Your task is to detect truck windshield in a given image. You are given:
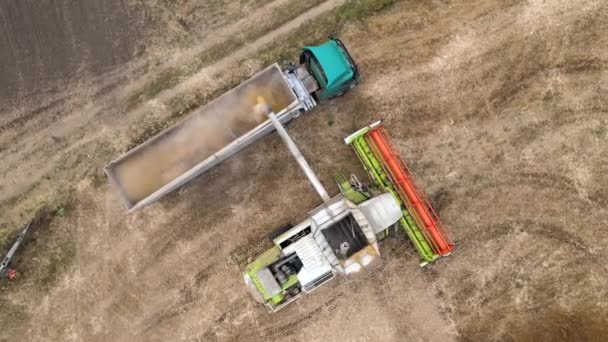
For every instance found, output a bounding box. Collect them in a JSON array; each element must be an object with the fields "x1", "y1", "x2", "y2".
[{"x1": 308, "y1": 57, "x2": 328, "y2": 88}]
